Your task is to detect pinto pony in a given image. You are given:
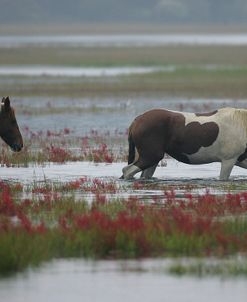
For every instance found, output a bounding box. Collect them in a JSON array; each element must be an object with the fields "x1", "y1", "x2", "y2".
[
  {"x1": 0, "y1": 97, "x2": 23, "y2": 152},
  {"x1": 121, "y1": 107, "x2": 247, "y2": 181}
]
